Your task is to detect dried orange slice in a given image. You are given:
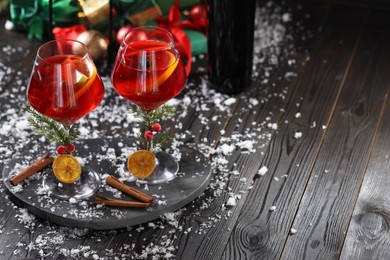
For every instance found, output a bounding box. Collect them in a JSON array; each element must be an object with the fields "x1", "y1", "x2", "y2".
[
  {"x1": 52, "y1": 154, "x2": 81, "y2": 183},
  {"x1": 127, "y1": 150, "x2": 156, "y2": 179}
]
